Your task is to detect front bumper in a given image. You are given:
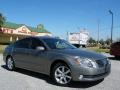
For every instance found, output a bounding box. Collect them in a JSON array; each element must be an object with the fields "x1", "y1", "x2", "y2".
[
  {"x1": 77, "y1": 70, "x2": 110, "y2": 81},
  {"x1": 71, "y1": 62, "x2": 111, "y2": 81}
]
